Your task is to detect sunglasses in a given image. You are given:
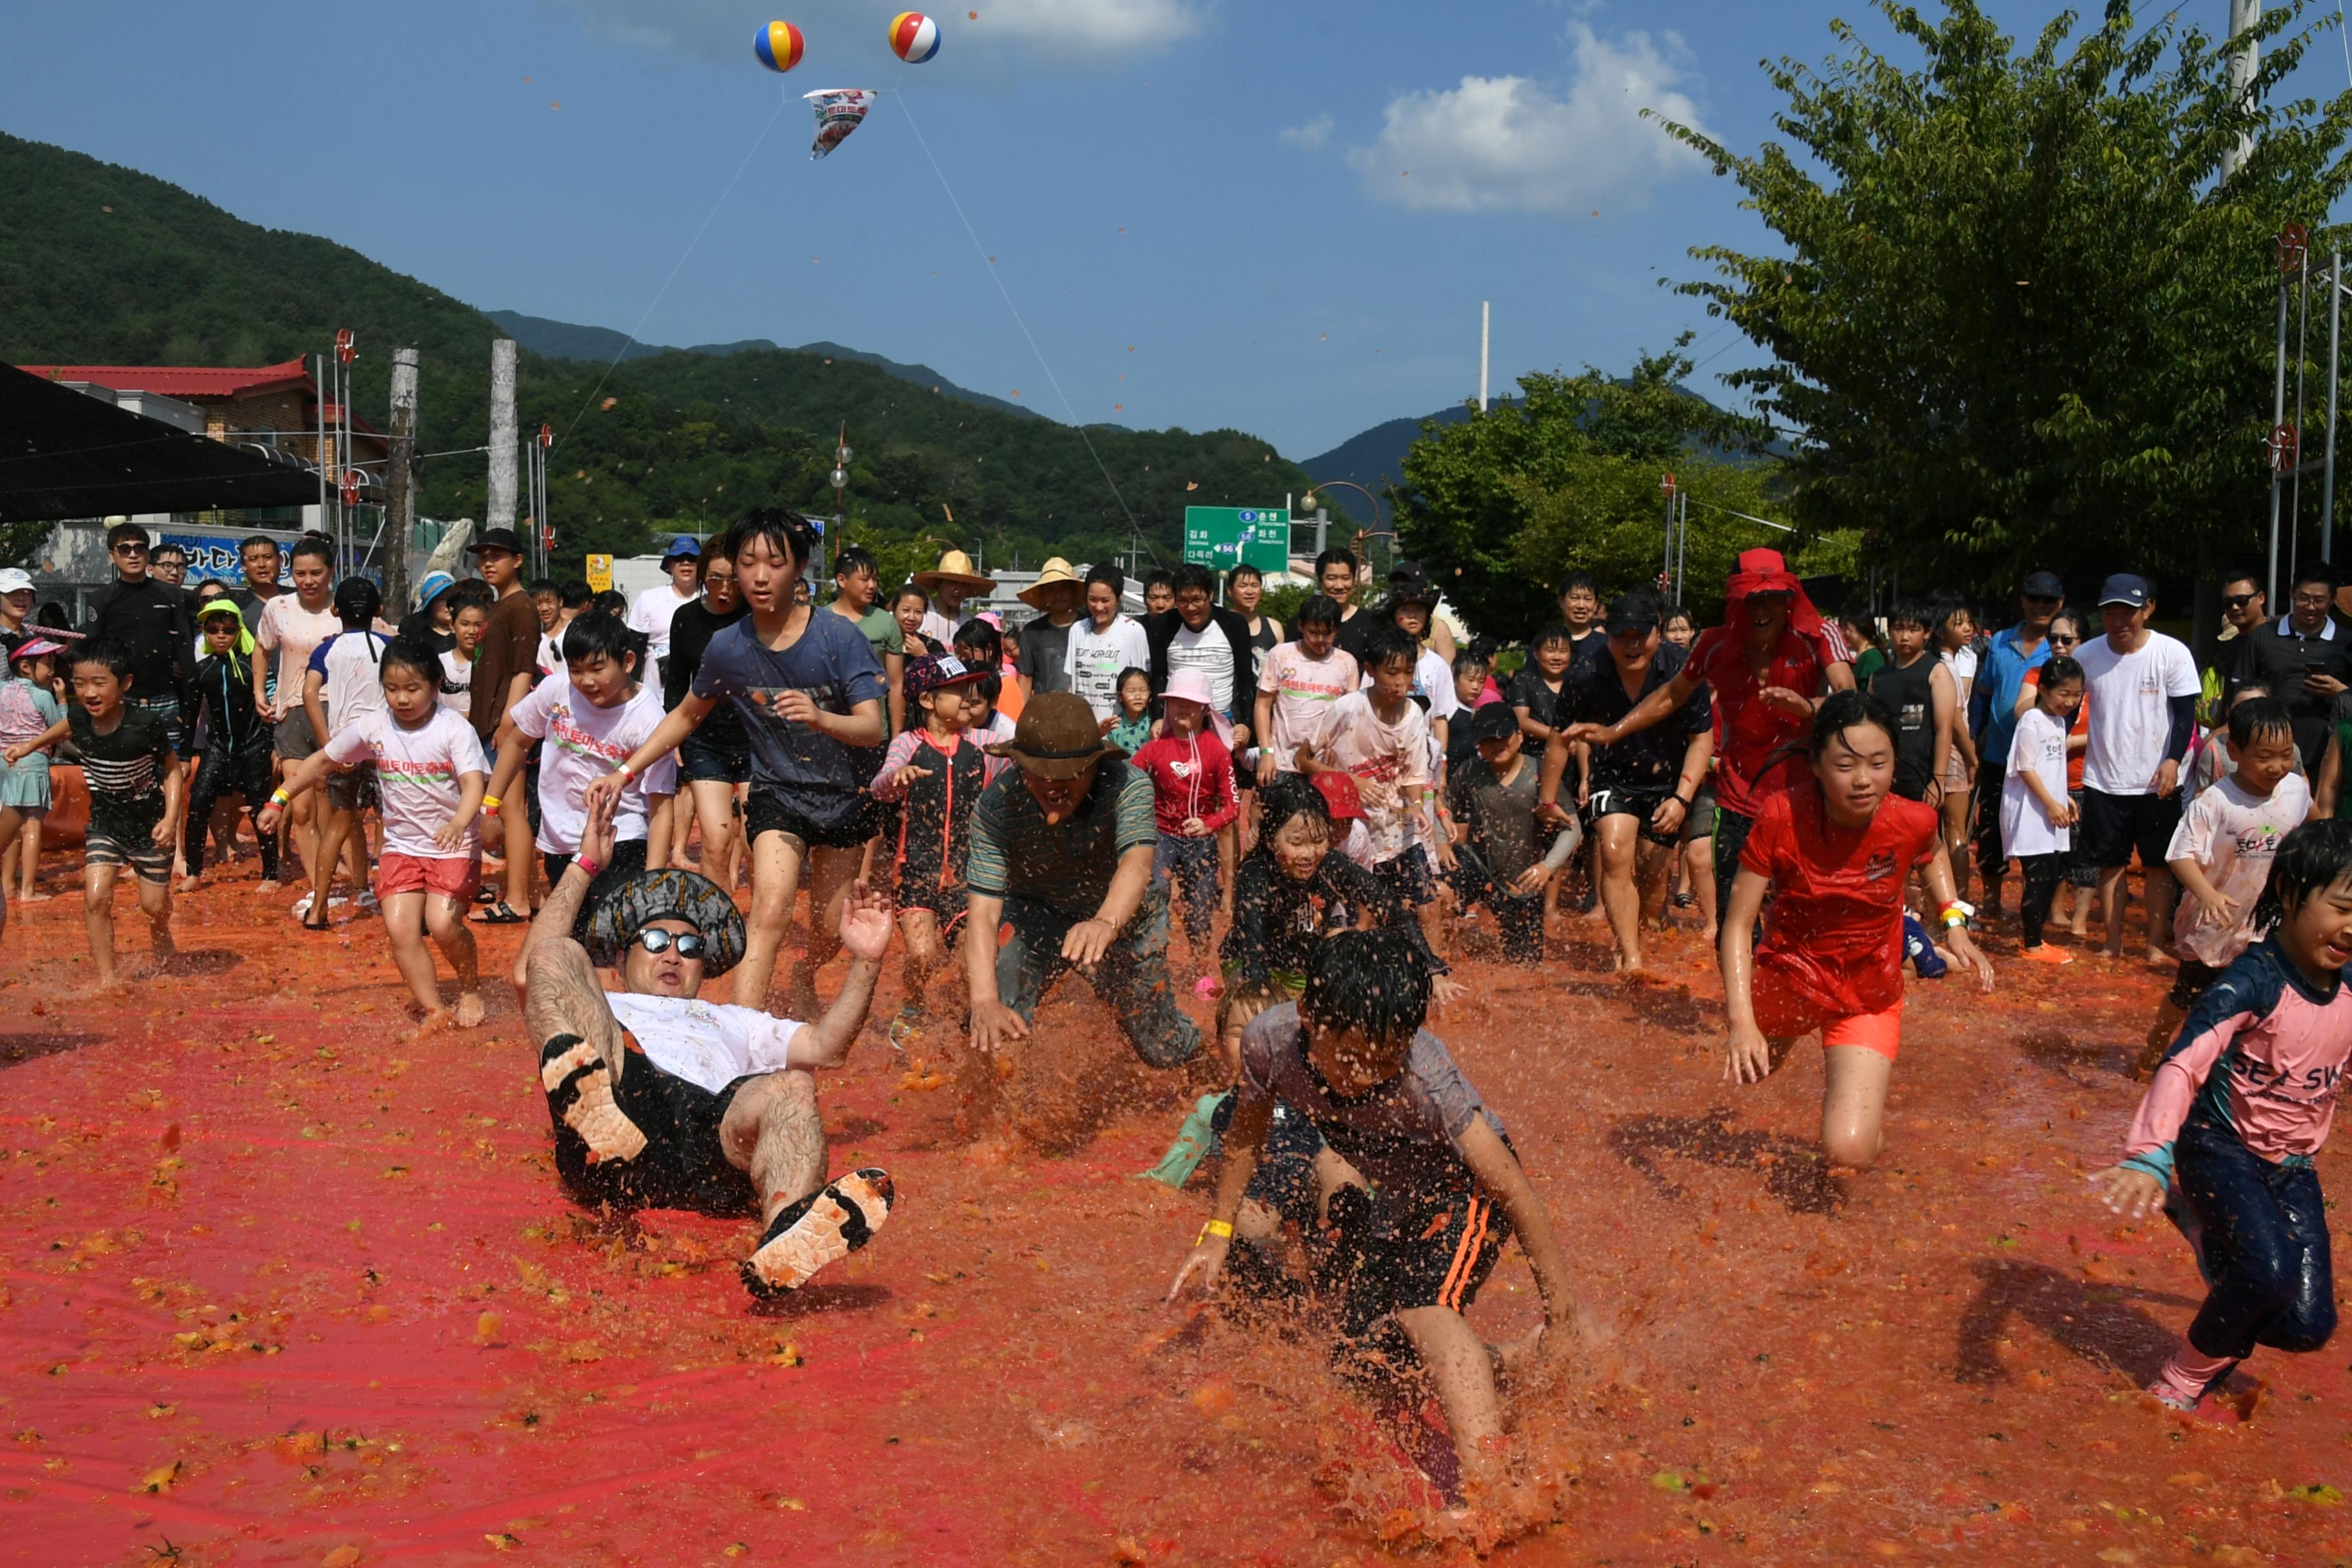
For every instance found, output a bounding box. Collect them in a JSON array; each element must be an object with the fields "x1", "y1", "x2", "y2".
[
  {"x1": 111, "y1": 542, "x2": 148, "y2": 555},
  {"x1": 632, "y1": 928, "x2": 708, "y2": 960},
  {"x1": 2048, "y1": 633, "x2": 2079, "y2": 645},
  {"x1": 2223, "y1": 593, "x2": 2260, "y2": 610}
]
